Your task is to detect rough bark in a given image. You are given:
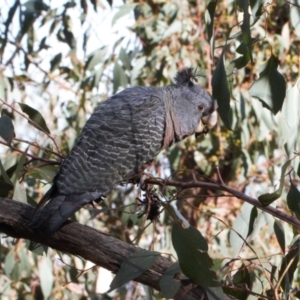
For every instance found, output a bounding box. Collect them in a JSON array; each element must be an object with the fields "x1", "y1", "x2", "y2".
[{"x1": 0, "y1": 198, "x2": 207, "y2": 300}]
